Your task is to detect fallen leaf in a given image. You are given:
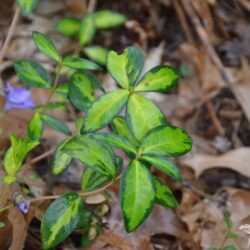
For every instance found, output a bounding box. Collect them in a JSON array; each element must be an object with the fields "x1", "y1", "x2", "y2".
[{"x1": 182, "y1": 147, "x2": 250, "y2": 178}]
